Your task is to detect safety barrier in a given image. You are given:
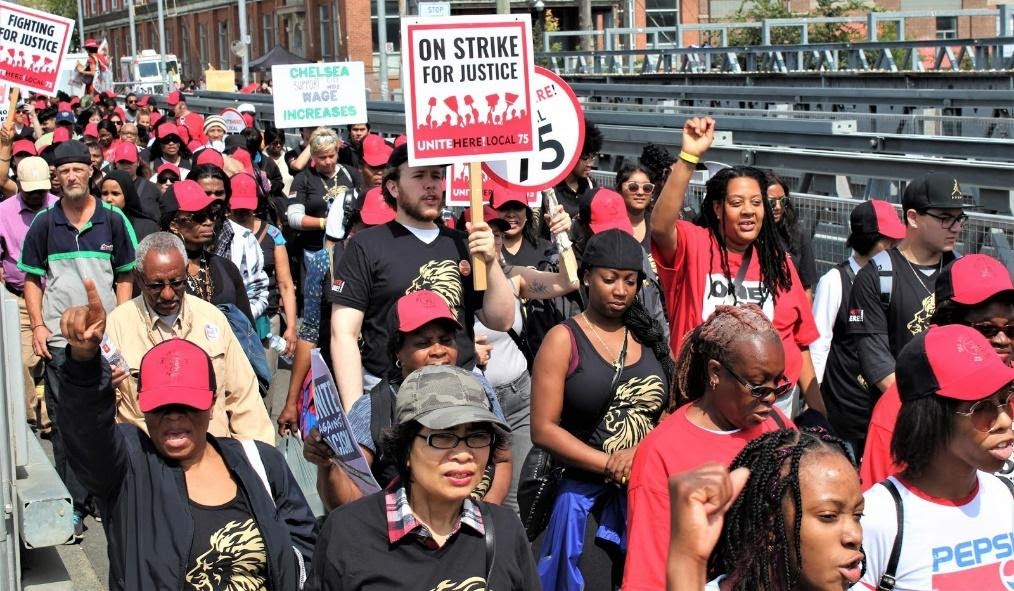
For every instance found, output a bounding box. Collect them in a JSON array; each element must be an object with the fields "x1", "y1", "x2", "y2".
[{"x1": 0, "y1": 292, "x2": 74, "y2": 590}]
